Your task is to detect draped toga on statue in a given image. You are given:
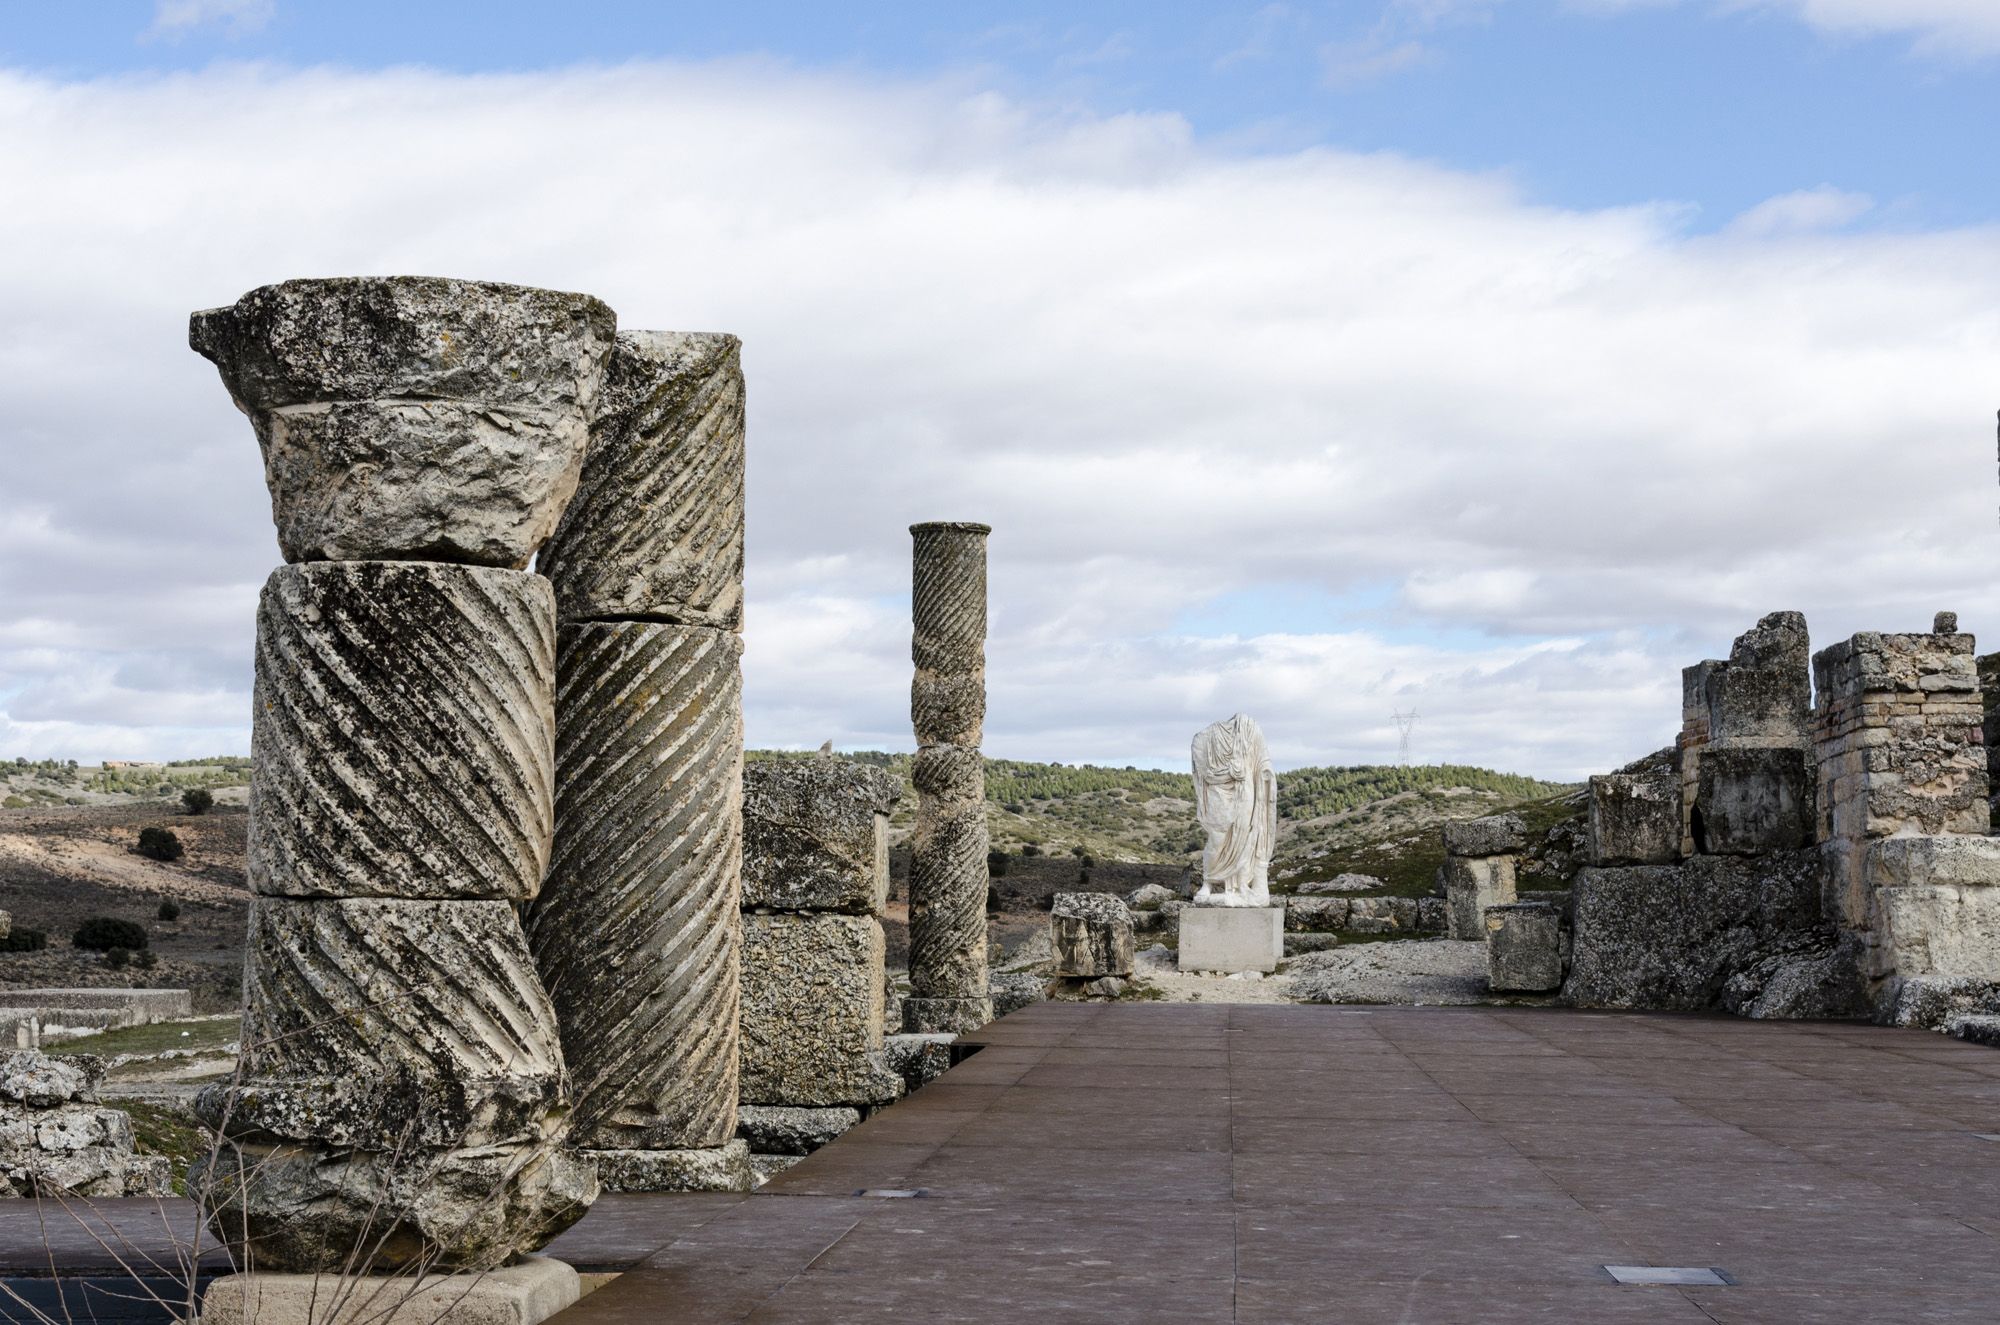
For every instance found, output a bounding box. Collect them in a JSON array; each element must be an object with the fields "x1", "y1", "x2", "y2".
[{"x1": 1191, "y1": 713, "x2": 1276, "y2": 908}]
